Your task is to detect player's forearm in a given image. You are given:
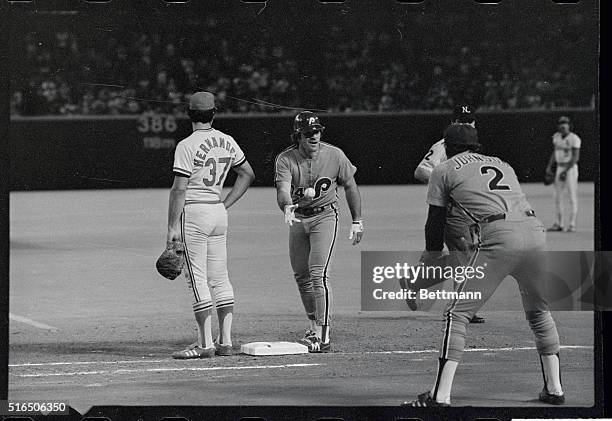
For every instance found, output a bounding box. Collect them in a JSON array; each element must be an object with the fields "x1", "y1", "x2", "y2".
[
  {"x1": 276, "y1": 189, "x2": 293, "y2": 211},
  {"x1": 223, "y1": 172, "x2": 254, "y2": 209},
  {"x1": 546, "y1": 153, "x2": 556, "y2": 170},
  {"x1": 564, "y1": 149, "x2": 580, "y2": 170},
  {"x1": 344, "y1": 184, "x2": 362, "y2": 221},
  {"x1": 424, "y1": 205, "x2": 446, "y2": 251},
  {"x1": 167, "y1": 188, "x2": 186, "y2": 231}
]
